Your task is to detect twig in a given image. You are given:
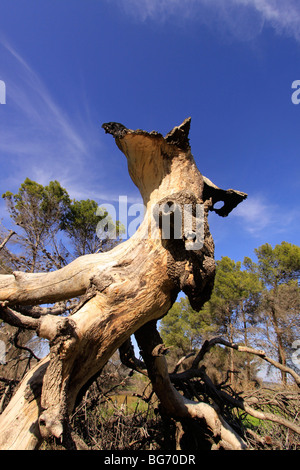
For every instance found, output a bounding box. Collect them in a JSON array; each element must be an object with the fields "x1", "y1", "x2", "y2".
[
  {"x1": 0, "y1": 303, "x2": 40, "y2": 330},
  {"x1": 119, "y1": 338, "x2": 148, "y2": 376},
  {"x1": 0, "y1": 230, "x2": 16, "y2": 252},
  {"x1": 13, "y1": 329, "x2": 40, "y2": 361},
  {"x1": 172, "y1": 351, "x2": 196, "y2": 374},
  {"x1": 219, "y1": 388, "x2": 300, "y2": 436},
  {"x1": 193, "y1": 336, "x2": 300, "y2": 387}
]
